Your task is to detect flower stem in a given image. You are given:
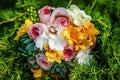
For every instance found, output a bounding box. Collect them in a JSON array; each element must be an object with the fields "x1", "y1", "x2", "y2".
[{"x1": 66, "y1": 0, "x2": 73, "y2": 8}]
